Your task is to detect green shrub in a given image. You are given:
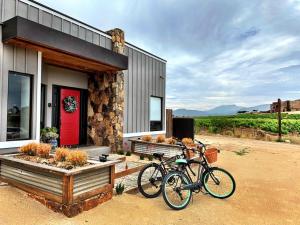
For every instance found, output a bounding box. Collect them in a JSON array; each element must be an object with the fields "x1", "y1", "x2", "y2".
[
  {"x1": 140, "y1": 154, "x2": 145, "y2": 160},
  {"x1": 147, "y1": 155, "x2": 154, "y2": 161},
  {"x1": 116, "y1": 183, "x2": 125, "y2": 195},
  {"x1": 125, "y1": 151, "x2": 131, "y2": 156},
  {"x1": 117, "y1": 150, "x2": 124, "y2": 155}
]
